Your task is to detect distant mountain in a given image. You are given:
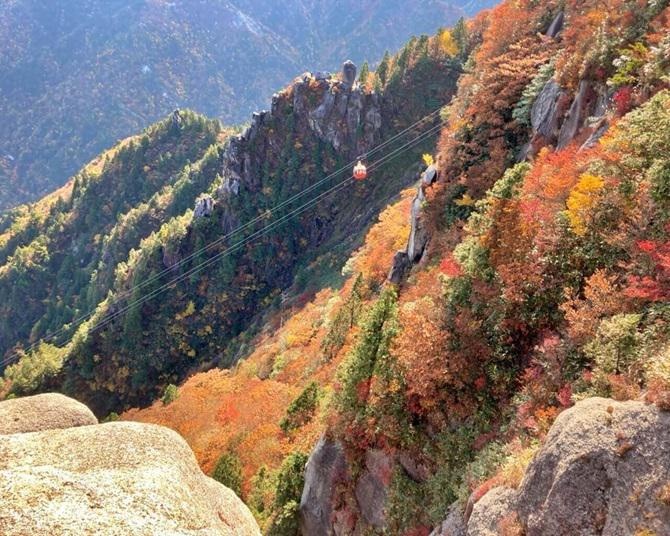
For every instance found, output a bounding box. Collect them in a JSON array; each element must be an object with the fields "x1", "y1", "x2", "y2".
[{"x1": 0, "y1": 0, "x2": 493, "y2": 210}]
